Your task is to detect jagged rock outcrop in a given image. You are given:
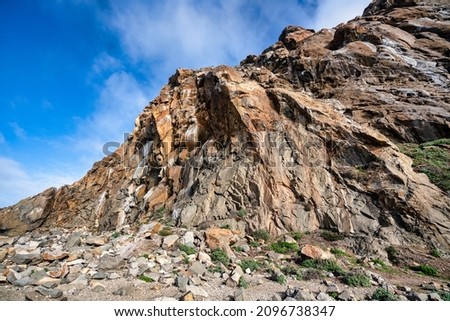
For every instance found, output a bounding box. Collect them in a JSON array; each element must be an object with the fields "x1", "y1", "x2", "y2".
[{"x1": 1, "y1": 0, "x2": 449, "y2": 254}]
